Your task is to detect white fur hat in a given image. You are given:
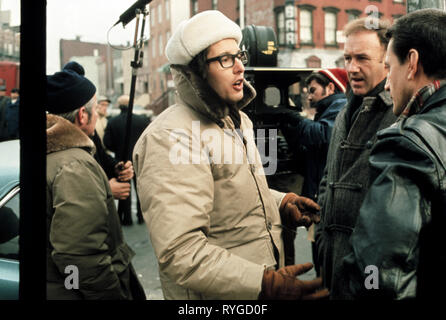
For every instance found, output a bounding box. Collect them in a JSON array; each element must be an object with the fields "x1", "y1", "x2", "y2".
[{"x1": 165, "y1": 10, "x2": 242, "y2": 65}]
